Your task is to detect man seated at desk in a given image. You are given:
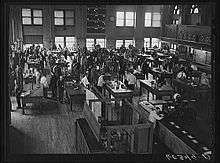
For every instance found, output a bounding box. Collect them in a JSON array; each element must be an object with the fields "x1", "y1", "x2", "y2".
[
  {"x1": 80, "y1": 71, "x2": 90, "y2": 89},
  {"x1": 97, "y1": 71, "x2": 106, "y2": 94},
  {"x1": 125, "y1": 69, "x2": 137, "y2": 91}
]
